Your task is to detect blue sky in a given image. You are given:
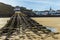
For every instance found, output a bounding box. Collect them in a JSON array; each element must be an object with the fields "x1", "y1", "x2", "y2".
[{"x1": 0, "y1": 0, "x2": 60, "y2": 11}]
